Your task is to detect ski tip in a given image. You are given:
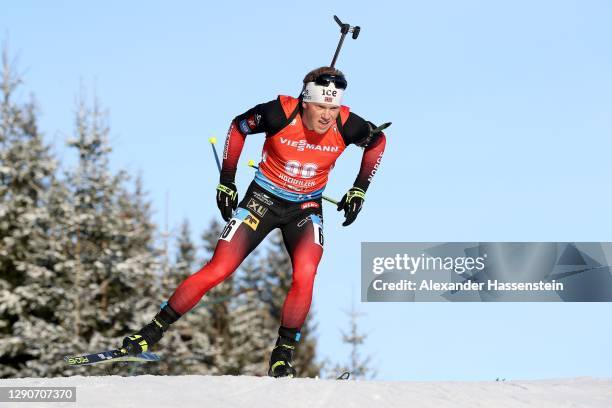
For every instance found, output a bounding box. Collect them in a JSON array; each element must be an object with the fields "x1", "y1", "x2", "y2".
[
  {"x1": 247, "y1": 159, "x2": 256, "y2": 167},
  {"x1": 209, "y1": 136, "x2": 217, "y2": 144},
  {"x1": 64, "y1": 355, "x2": 91, "y2": 366}
]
